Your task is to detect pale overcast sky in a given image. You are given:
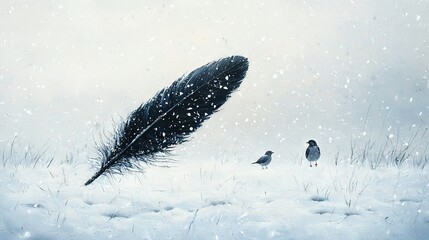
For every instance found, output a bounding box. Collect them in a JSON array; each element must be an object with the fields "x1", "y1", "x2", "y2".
[{"x1": 1, "y1": 0, "x2": 427, "y2": 161}]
